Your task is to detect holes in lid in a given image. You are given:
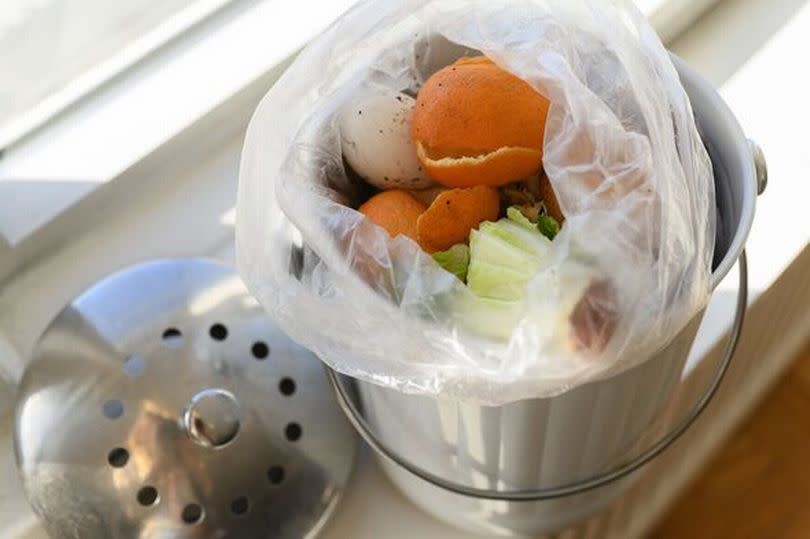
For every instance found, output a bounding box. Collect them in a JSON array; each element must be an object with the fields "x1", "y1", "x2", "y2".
[
  {"x1": 107, "y1": 447, "x2": 129, "y2": 468},
  {"x1": 123, "y1": 355, "x2": 146, "y2": 376},
  {"x1": 103, "y1": 399, "x2": 124, "y2": 420},
  {"x1": 181, "y1": 503, "x2": 204, "y2": 525},
  {"x1": 267, "y1": 466, "x2": 285, "y2": 485},
  {"x1": 230, "y1": 496, "x2": 250, "y2": 516},
  {"x1": 285, "y1": 422, "x2": 302, "y2": 442},
  {"x1": 137, "y1": 486, "x2": 159, "y2": 507},
  {"x1": 162, "y1": 328, "x2": 183, "y2": 347},
  {"x1": 279, "y1": 378, "x2": 296, "y2": 396},
  {"x1": 251, "y1": 341, "x2": 269, "y2": 360},
  {"x1": 209, "y1": 323, "x2": 228, "y2": 341}
]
